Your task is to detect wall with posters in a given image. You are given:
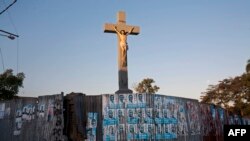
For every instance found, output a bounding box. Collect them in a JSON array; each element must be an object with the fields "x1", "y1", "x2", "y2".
[
  {"x1": 102, "y1": 94, "x2": 201, "y2": 141},
  {"x1": 102, "y1": 93, "x2": 250, "y2": 141},
  {"x1": 1, "y1": 93, "x2": 250, "y2": 141}
]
